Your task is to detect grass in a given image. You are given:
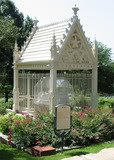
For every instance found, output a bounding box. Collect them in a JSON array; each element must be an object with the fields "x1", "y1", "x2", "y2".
[{"x1": 0, "y1": 141, "x2": 114, "y2": 160}]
